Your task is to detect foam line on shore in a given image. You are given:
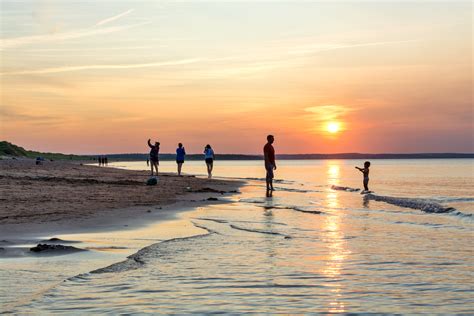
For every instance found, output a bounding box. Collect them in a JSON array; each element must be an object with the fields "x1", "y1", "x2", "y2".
[
  {"x1": 365, "y1": 194, "x2": 456, "y2": 214},
  {"x1": 331, "y1": 185, "x2": 360, "y2": 192},
  {"x1": 229, "y1": 224, "x2": 291, "y2": 238}
]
